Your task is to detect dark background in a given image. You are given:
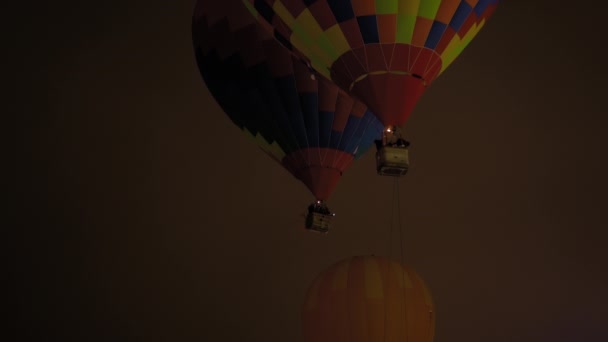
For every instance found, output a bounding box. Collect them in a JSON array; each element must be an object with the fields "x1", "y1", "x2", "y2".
[{"x1": 10, "y1": 1, "x2": 608, "y2": 341}]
